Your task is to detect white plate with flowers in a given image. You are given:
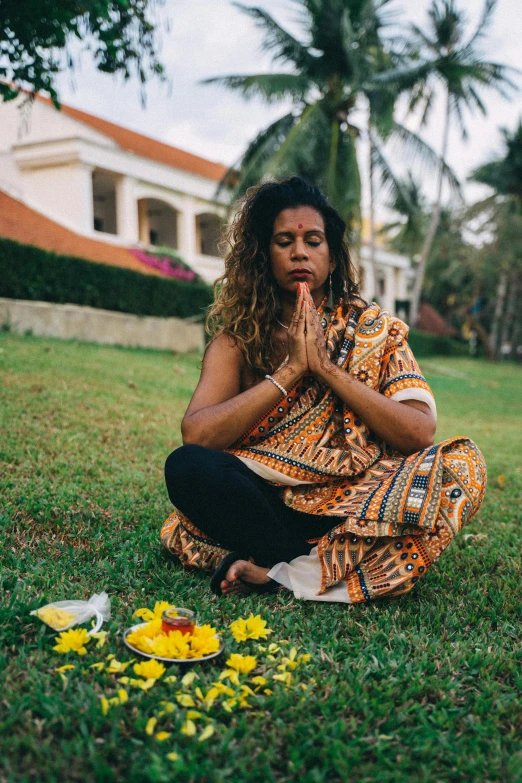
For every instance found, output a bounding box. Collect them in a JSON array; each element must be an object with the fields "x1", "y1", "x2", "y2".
[{"x1": 123, "y1": 622, "x2": 224, "y2": 664}]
